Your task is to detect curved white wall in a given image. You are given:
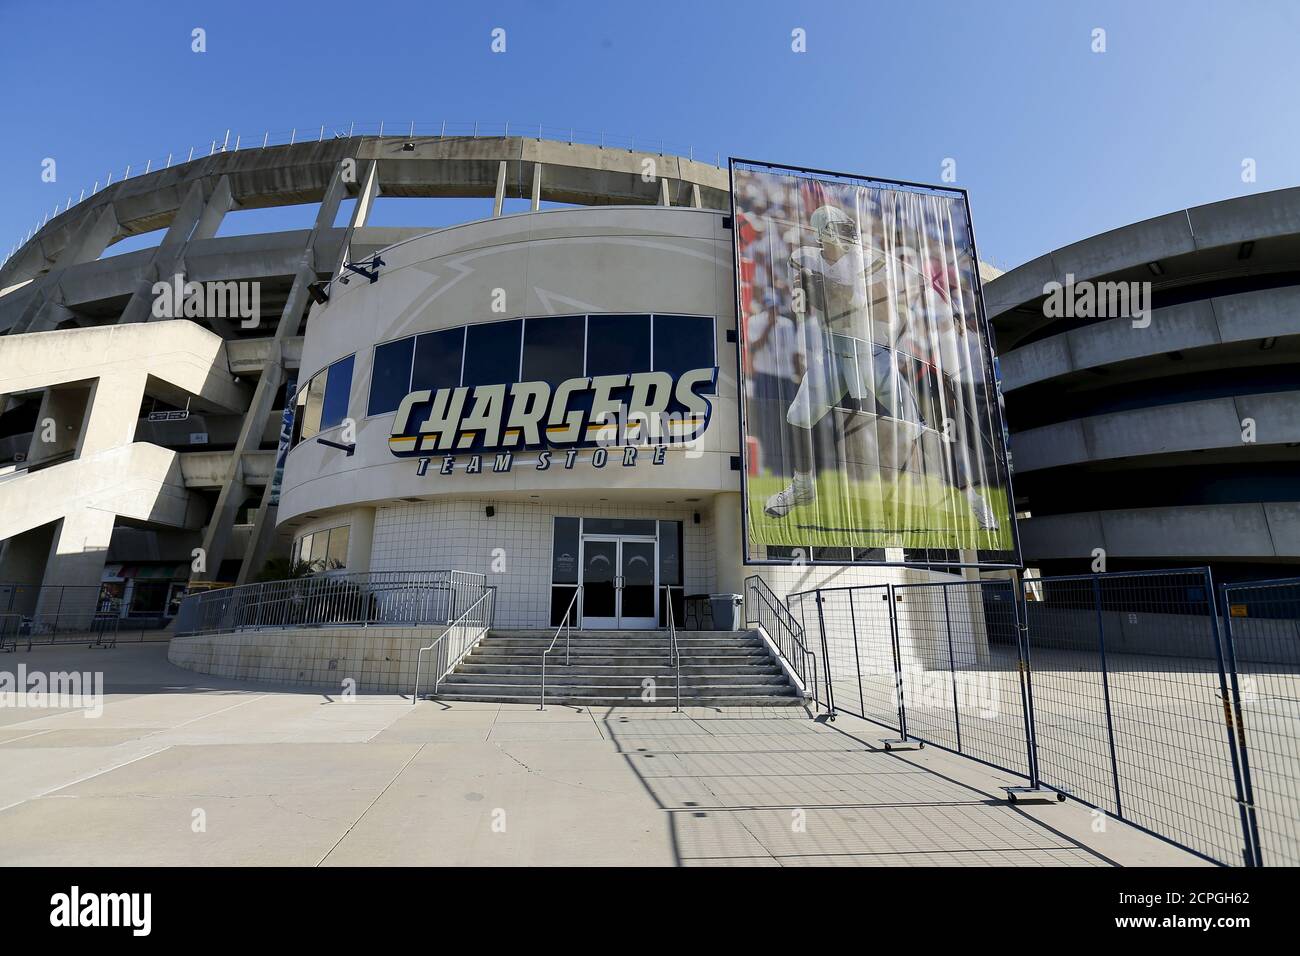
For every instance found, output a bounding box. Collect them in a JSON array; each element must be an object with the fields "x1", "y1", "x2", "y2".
[{"x1": 280, "y1": 205, "x2": 962, "y2": 625}]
